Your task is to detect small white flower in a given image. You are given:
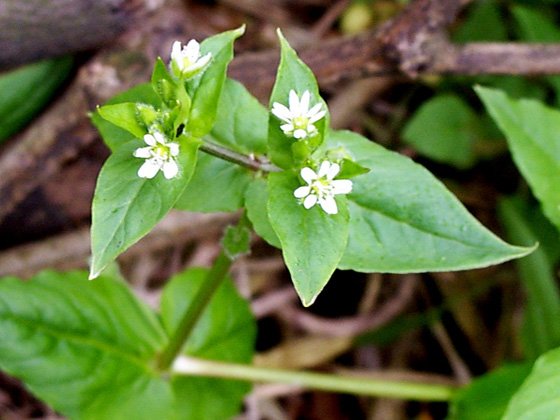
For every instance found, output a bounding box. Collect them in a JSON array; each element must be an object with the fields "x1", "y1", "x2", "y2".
[
  {"x1": 134, "y1": 132, "x2": 180, "y2": 180},
  {"x1": 170, "y1": 40, "x2": 212, "y2": 79},
  {"x1": 271, "y1": 90, "x2": 326, "y2": 139},
  {"x1": 294, "y1": 161, "x2": 352, "y2": 215}
]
